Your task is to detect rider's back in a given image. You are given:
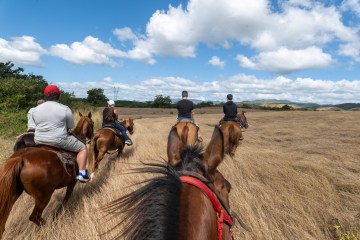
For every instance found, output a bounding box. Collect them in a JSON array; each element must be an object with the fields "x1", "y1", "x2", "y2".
[{"x1": 32, "y1": 101, "x2": 73, "y2": 144}]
